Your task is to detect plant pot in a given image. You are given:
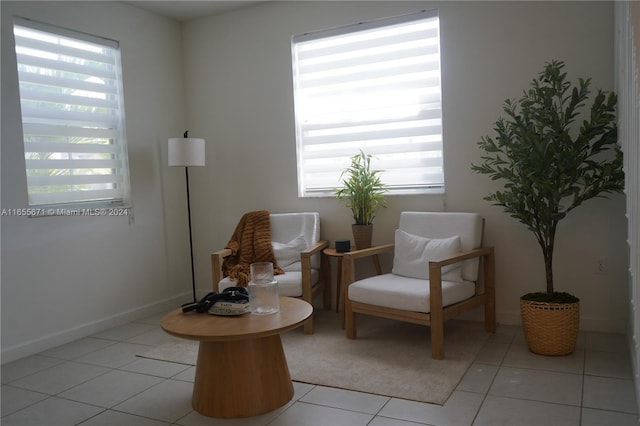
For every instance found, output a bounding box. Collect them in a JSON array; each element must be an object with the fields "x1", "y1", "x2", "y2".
[
  {"x1": 351, "y1": 224, "x2": 373, "y2": 250},
  {"x1": 520, "y1": 299, "x2": 579, "y2": 356}
]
